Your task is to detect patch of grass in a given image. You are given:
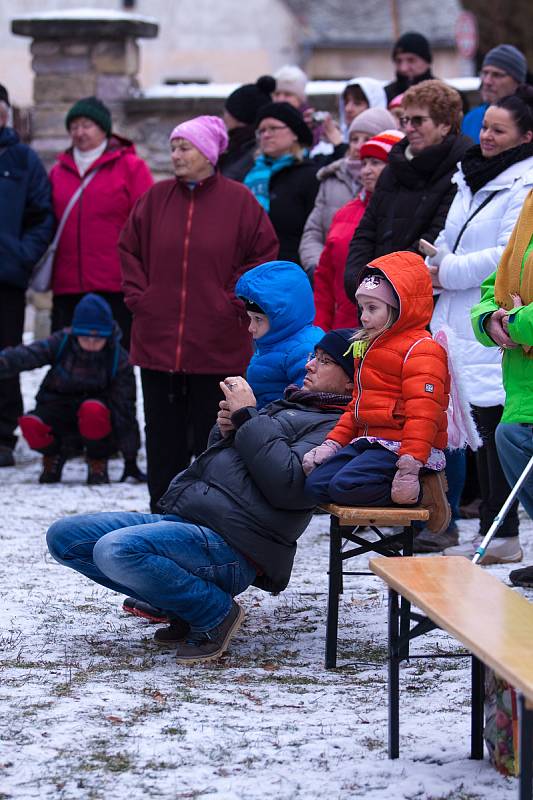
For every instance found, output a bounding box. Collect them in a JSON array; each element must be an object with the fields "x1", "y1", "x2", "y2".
[{"x1": 162, "y1": 724, "x2": 186, "y2": 737}]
